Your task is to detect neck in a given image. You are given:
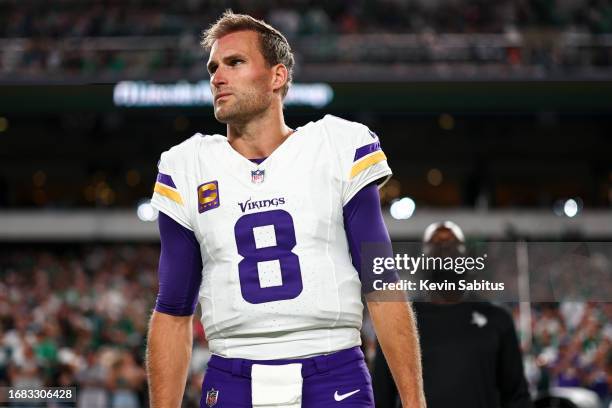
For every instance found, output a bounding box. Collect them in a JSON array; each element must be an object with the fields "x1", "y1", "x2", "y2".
[{"x1": 226, "y1": 102, "x2": 293, "y2": 159}]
